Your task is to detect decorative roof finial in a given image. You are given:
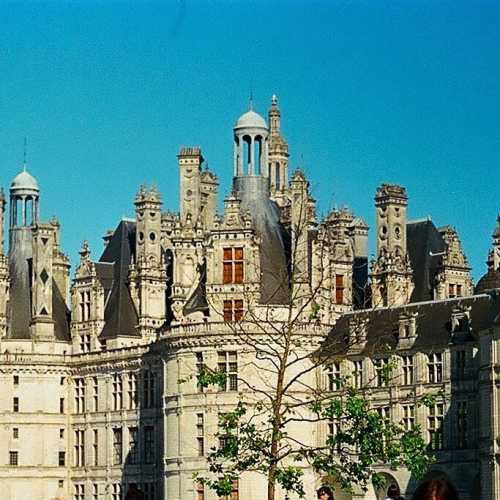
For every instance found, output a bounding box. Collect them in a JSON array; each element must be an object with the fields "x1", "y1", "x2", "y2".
[
  {"x1": 249, "y1": 90, "x2": 254, "y2": 111},
  {"x1": 23, "y1": 137, "x2": 27, "y2": 172},
  {"x1": 271, "y1": 94, "x2": 278, "y2": 106}
]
